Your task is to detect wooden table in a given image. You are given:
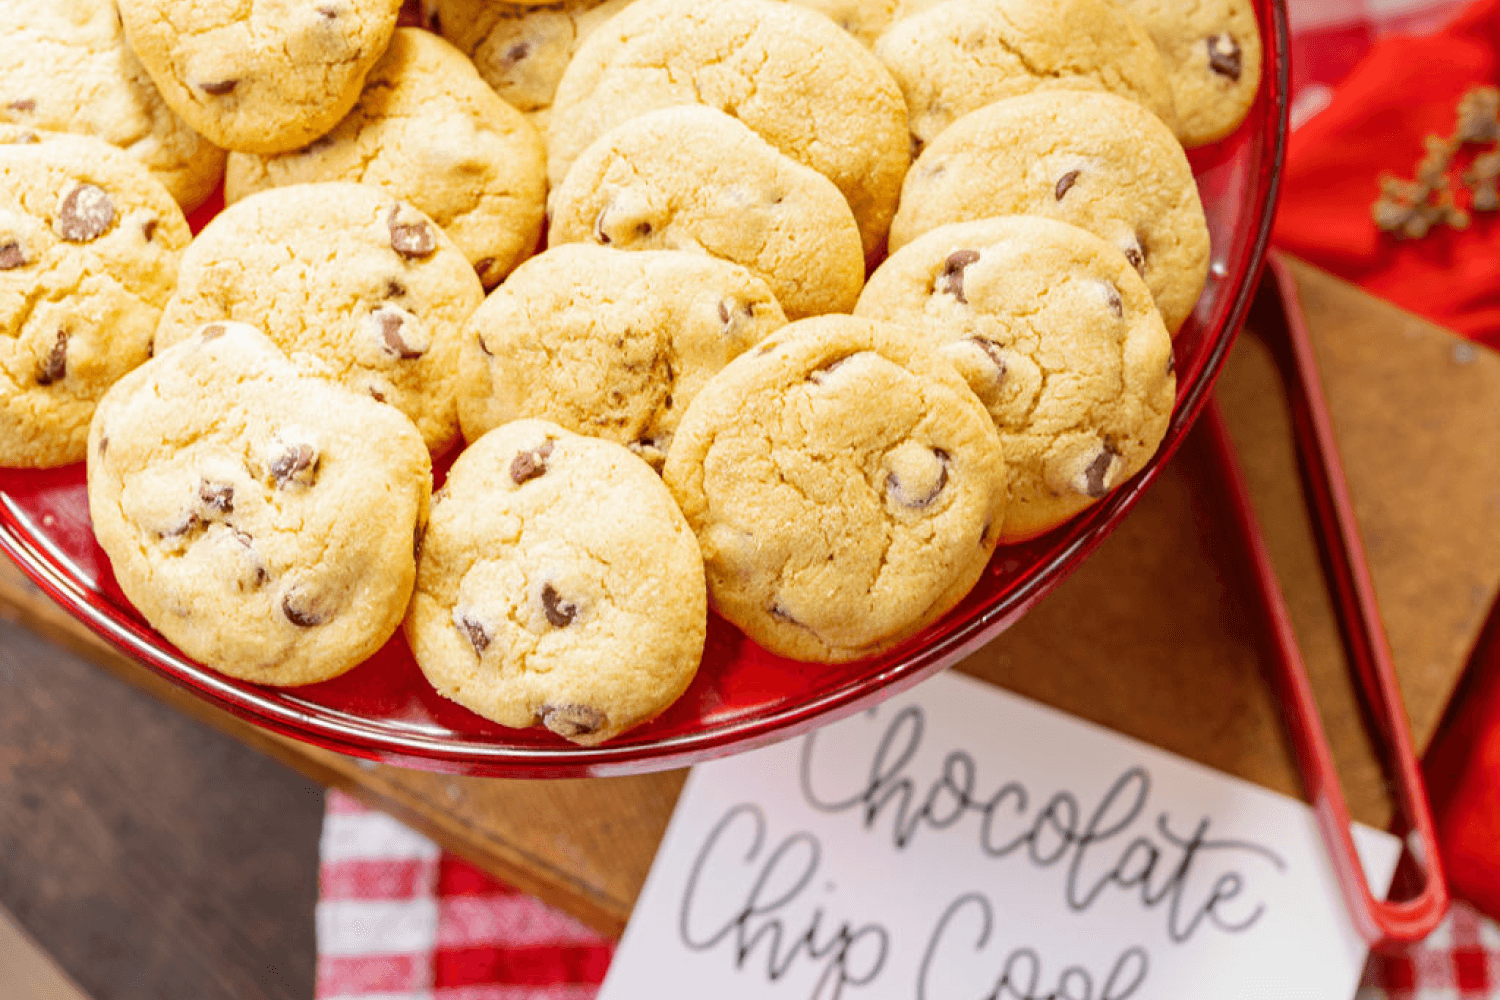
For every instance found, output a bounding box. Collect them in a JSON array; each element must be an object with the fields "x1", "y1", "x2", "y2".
[{"x1": 3, "y1": 257, "x2": 1499, "y2": 938}]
